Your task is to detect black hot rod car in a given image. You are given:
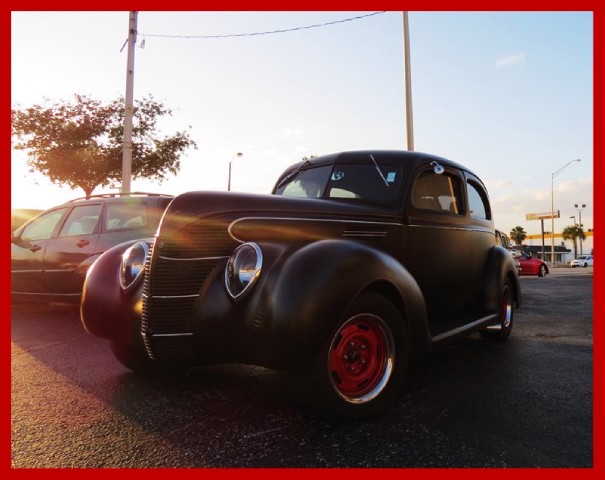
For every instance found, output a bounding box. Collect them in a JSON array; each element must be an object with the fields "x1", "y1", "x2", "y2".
[{"x1": 81, "y1": 150, "x2": 520, "y2": 418}]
